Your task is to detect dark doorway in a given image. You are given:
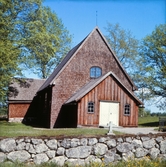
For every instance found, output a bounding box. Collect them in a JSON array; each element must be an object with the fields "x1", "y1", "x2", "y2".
[{"x1": 54, "y1": 103, "x2": 78, "y2": 128}]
